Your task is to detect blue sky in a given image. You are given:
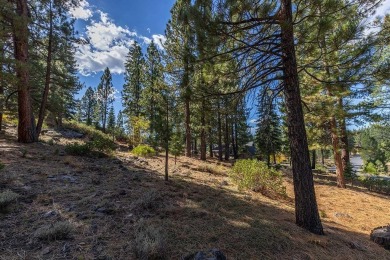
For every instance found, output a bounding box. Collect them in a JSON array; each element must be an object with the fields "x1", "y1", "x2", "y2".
[
  {"x1": 69, "y1": 0, "x2": 175, "y2": 114},
  {"x1": 69, "y1": 0, "x2": 390, "y2": 123}
]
